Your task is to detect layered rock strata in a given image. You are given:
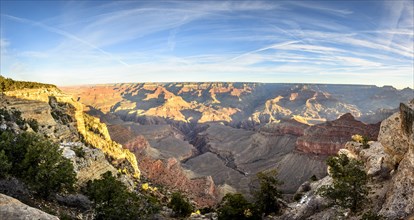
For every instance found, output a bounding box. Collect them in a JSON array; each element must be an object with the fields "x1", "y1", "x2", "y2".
[
  {"x1": 296, "y1": 113, "x2": 380, "y2": 155},
  {"x1": 2, "y1": 88, "x2": 140, "y2": 178}
]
